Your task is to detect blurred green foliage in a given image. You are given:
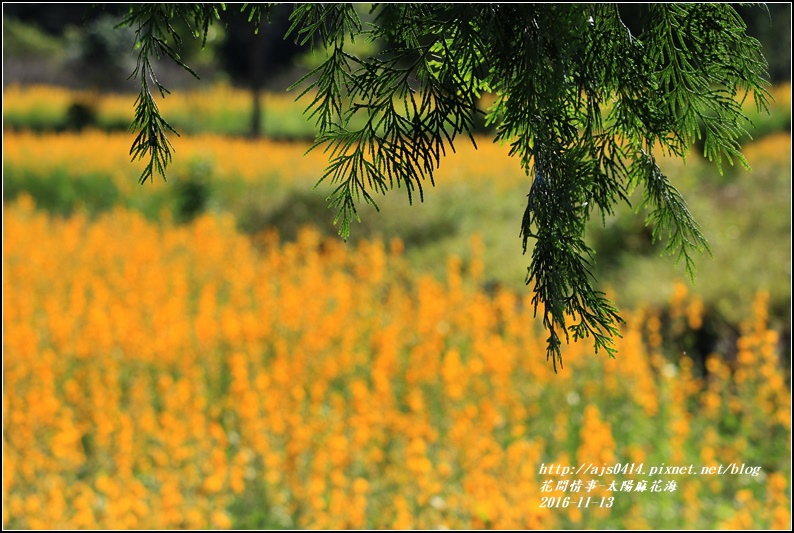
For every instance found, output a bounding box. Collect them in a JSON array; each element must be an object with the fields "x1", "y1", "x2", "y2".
[{"x1": 3, "y1": 17, "x2": 64, "y2": 57}]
